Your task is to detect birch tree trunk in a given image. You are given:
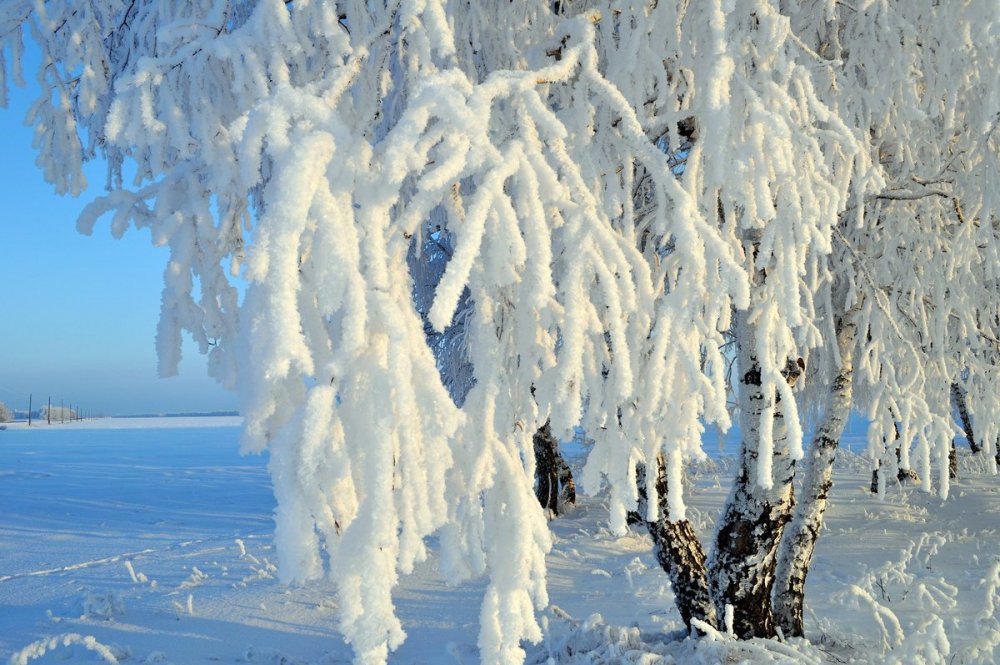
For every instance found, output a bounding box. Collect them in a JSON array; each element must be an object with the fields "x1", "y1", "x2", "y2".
[
  {"x1": 706, "y1": 311, "x2": 803, "y2": 639},
  {"x1": 533, "y1": 421, "x2": 575, "y2": 516},
  {"x1": 952, "y1": 381, "x2": 981, "y2": 454},
  {"x1": 642, "y1": 456, "x2": 717, "y2": 631},
  {"x1": 870, "y1": 424, "x2": 919, "y2": 492},
  {"x1": 556, "y1": 450, "x2": 576, "y2": 506},
  {"x1": 772, "y1": 312, "x2": 857, "y2": 637}
]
